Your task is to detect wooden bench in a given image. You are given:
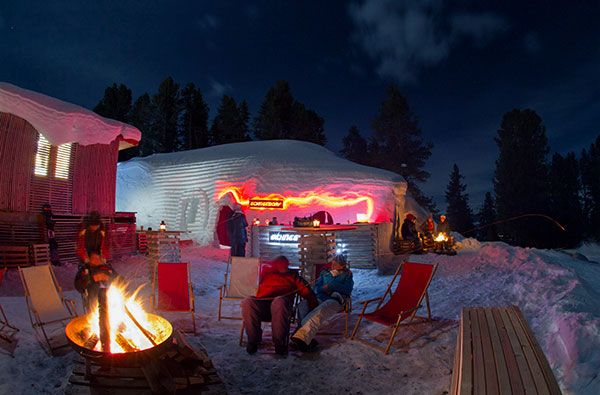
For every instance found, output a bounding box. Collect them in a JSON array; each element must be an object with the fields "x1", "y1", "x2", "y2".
[
  {"x1": 0, "y1": 245, "x2": 31, "y2": 268},
  {"x1": 451, "y1": 306, "x2": 562, "y2": 395}
]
